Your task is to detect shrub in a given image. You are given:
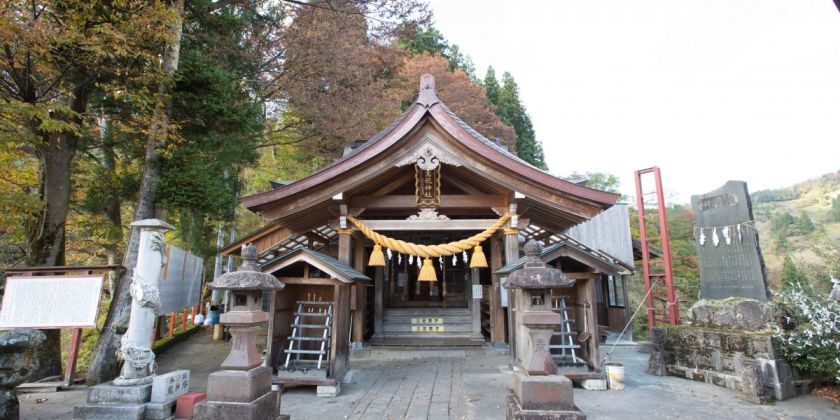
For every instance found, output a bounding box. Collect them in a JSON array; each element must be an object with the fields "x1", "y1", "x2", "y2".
[{"x1": 773, "y1": 284, "x2": 840, "y2": 383}]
